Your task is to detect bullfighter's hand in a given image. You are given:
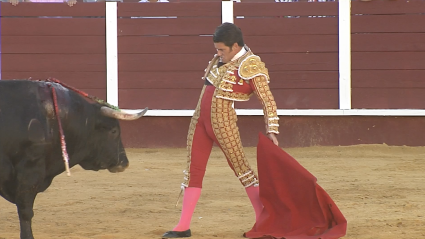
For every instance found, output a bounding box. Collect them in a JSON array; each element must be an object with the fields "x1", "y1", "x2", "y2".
[
  {"x1": 67, "y1": 0, "x2": 77, "y2": 7},
  {"x1": 267, "y1": 133, "x2": 279, "y2": 146},
  {"x1": 9, "y1": 0, "x2": 19, "y2": 6}
]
